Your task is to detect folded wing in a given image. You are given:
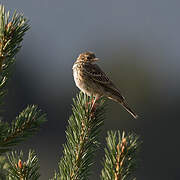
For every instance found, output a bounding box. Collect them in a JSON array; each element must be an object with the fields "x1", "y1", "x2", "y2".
[{"x1": 83, "y1": 63, "x2": 125, "y2": 100}]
